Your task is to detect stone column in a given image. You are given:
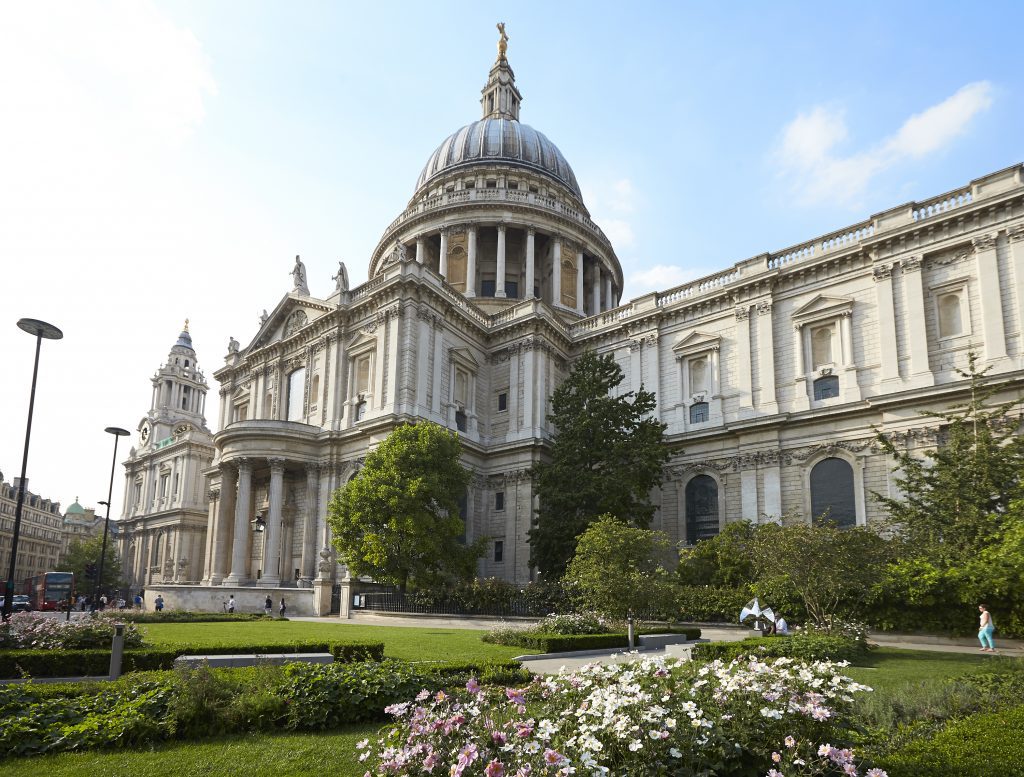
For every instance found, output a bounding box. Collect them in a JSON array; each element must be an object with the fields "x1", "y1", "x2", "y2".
[
  {"x1": 261, "y1": 457, "x2": 286, "y2": 585},
  {"x1": 755, "y1": 300, "x2": 777, "y2": 412},
  {"x1": 740, "y1": 470, "x2": 757, "y2": 522},
  {"x1": 316, "y1": 463, "x2": 334, "y2": 577},
  {"x1": 735, "y1": 306, "x2": 753, "y2": 410},
  {"x1": 525, "y1": 227, "x2": 536, "y2": 299},
  {"x1": 439, "y1": 228, "x2": 449, "y2": 279},
  {"x1": 495, "y1": 225, "x2": 507, "y2": 297},
  {"x1": 901, "y1": 257, "x2": 934, "y2": 387},
  {"x1": 552, "y1": 236, "x2": 561, "y2": 306},
  {"x1": 576, "y1": 248, "x2": 585, "y2": 314},
  {"x1": 301, "y1": 463, "x2": 319, "y2": 579},
  {"x1": 202, "y1": 487, "x2": 219, "y2": 584},
  {"x1": 1010, "y1": 227, "x2": 1024, "y2": 368},
  {"x1": 793, "y1": 324, "x2": 809, "y2": 411},
  {"x1": 415, "y1": 237, "x2": 425, "y2": 264},
  {"x1": 762, "y1": 466, "x2": 782, "y2": 522},
  {"x1": 873, "y1": 264, "x2": 900, "y2": 387},
  {"x1": 466, "y1": 225, "x2": 477, "y2": 297},
  {"x1": 604, "y1": 275, "x2": 613, "y2": 310},
  {"x1": 591, "y1": 265, "x2": 601, "y2": 315},
  {"x1": 222, "y1": 458, "x2": 252, "y2": 585},
  {"x1": 974, "y1": 234, "x2": 1008, "y2": 364}
]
